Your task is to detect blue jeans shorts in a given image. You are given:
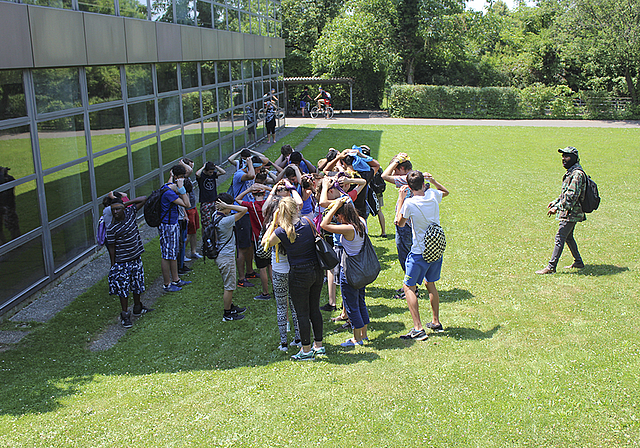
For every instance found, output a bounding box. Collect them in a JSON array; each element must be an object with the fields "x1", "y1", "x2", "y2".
[{"x1": 403, "y1": 252, "x2": 442, "y2": 287}]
